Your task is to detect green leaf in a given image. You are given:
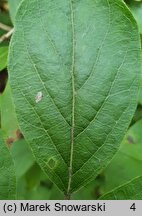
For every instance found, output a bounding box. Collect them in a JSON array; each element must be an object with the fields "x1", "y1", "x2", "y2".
[
  {"x1": 126, "y1": 0, "x2": 142, "y2": 105},
  {"x1": 0, "y1": 132, "x2": 16, "y2": 199},
  {"x1": 126, "y1": 0, "x2": 142, "y2": 33},
  {"x1": 0, "y1": 84, "x2": 18, "y2": 138},
  {"x1": 138, "y1": 78, "x2": 142, "y2": 105},
  {"x1": 102, "y1": 119, "x2": 142, "y2": 194},
  {"x1": 100, "y1": 176, "x2": 142, "y2": 199},
  {"x1": 0, "y1": 47, "x2": 8, "y2": 71},
  {"x1": 17, "y1": 174, "x2": 55, "y2": 200},
  {"x1": 9, "y1": 0, "x2": 141, "y2": 195},
  {"x1": 11, "y1": 139, "x2": 35, "y2": 179},
  {"x1": 8, "y1": 0, "x2": 22, "y2": 23}
]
